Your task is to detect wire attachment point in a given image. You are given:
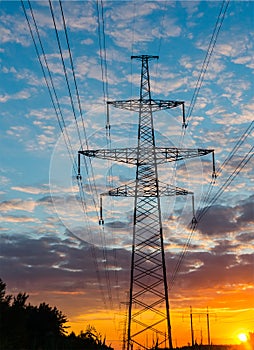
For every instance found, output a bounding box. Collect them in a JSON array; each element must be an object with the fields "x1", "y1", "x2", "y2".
[
  {"x1": 99, "y1": 195, "x2": 104, "y2": 225},
  {"x1": 191, "y1": 216, "x2": 197, "y2": 225}
]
